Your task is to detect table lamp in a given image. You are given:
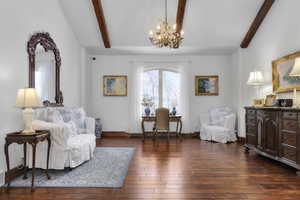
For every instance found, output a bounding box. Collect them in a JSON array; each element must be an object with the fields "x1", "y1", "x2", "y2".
[
  {"x1": 247, "y1": 70, "x2": 265, "y2": 98},
  {"x1": 289, "y1": 58, "x2": 300, "y2": 107},
  {"x1": 16, "y1": 88, "x2": 42, "y2": 134}
]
